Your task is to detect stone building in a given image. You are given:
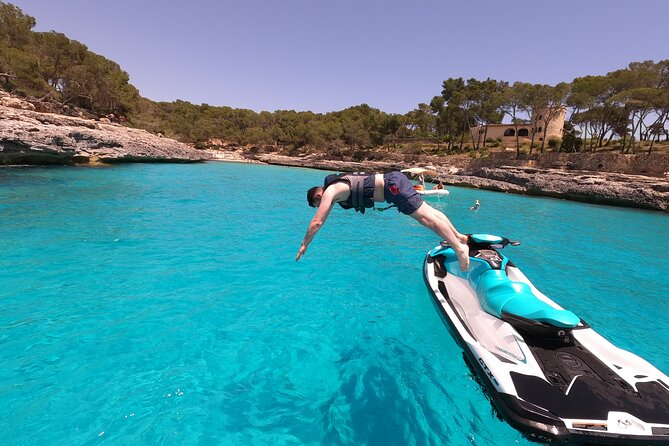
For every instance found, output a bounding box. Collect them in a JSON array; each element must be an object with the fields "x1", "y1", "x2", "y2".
[{"x1": 470, "y1": 107, "x2": 567, "y2": 146}]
